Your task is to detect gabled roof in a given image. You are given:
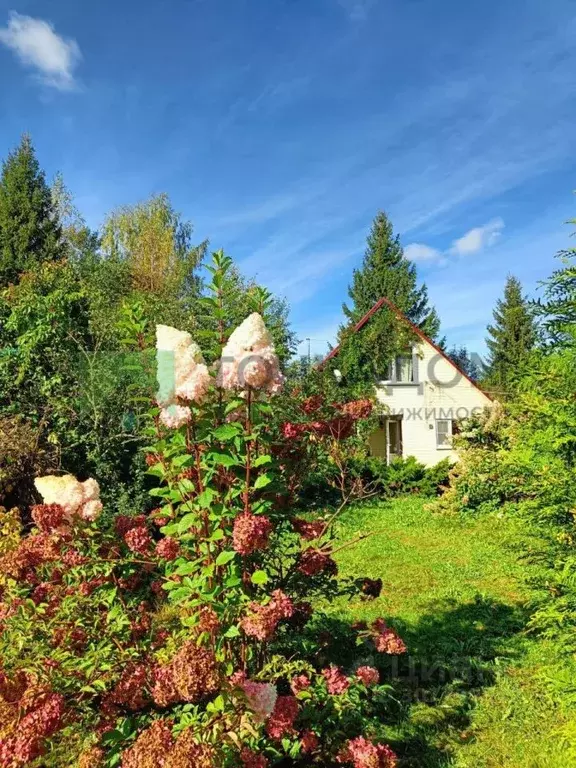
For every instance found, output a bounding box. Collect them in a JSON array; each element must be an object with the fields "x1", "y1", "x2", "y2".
[{"x1": 320, "y1": 296, "x2": 493, "y2": 401}]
